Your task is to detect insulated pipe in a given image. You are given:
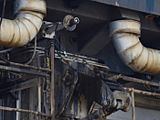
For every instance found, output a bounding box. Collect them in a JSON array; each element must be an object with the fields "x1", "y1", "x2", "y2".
[
  {"x1": 0, "y1": 0, "x2": 46, "y2": 47},
  {"x1": 110, "y1": 20, "x2": 160, "y2": 74}
]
